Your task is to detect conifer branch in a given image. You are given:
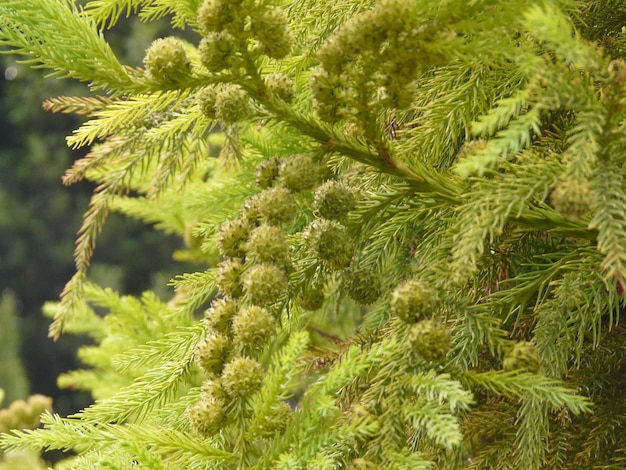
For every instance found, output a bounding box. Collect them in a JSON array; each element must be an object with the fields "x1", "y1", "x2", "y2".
[
  {"x1": 1, "y1": 412, "x2": 236, "y2": 464},
  {"x1": 83, "y1": 0, "x2": 154, "y2": 29},
  {"x1": 0, "y1": 0, "x2": 137, "y2": 92},
  {"x1": 3, "y1": 0, "x2": 626, "y2": 467},
  {"x1": 138, "y1": 0, "x2": 203, "y2": 29},
  {"x1": 66, "y1": 91, "x2": 191, "y2": 149},
  {"x1": 590, "y1": 163, "x2": 626, "y2": 290},
  {"x1": 43, "y1": 95, "x2": 114, "y2": 116},
  {"x1": 71, "y1": 337, "x2": 196, "y2": 424},
  {"x1": 465, "y1": 370, "x2": 592, "y2": 415}
]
